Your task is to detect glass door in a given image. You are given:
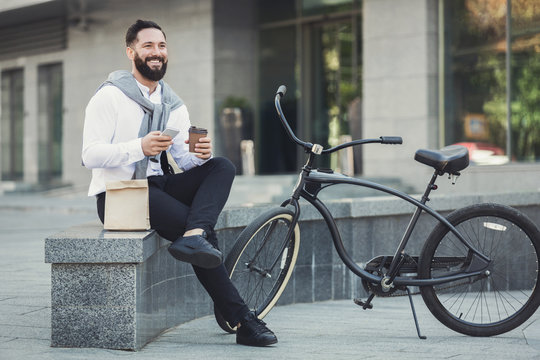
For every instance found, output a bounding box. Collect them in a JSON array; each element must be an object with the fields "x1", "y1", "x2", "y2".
[
  {"x1": 256, "y1": 1, "x2": 362, "y2": 174},
  {"x1": 303, "y1": 16, "x2": 362, "y2": 173}
]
